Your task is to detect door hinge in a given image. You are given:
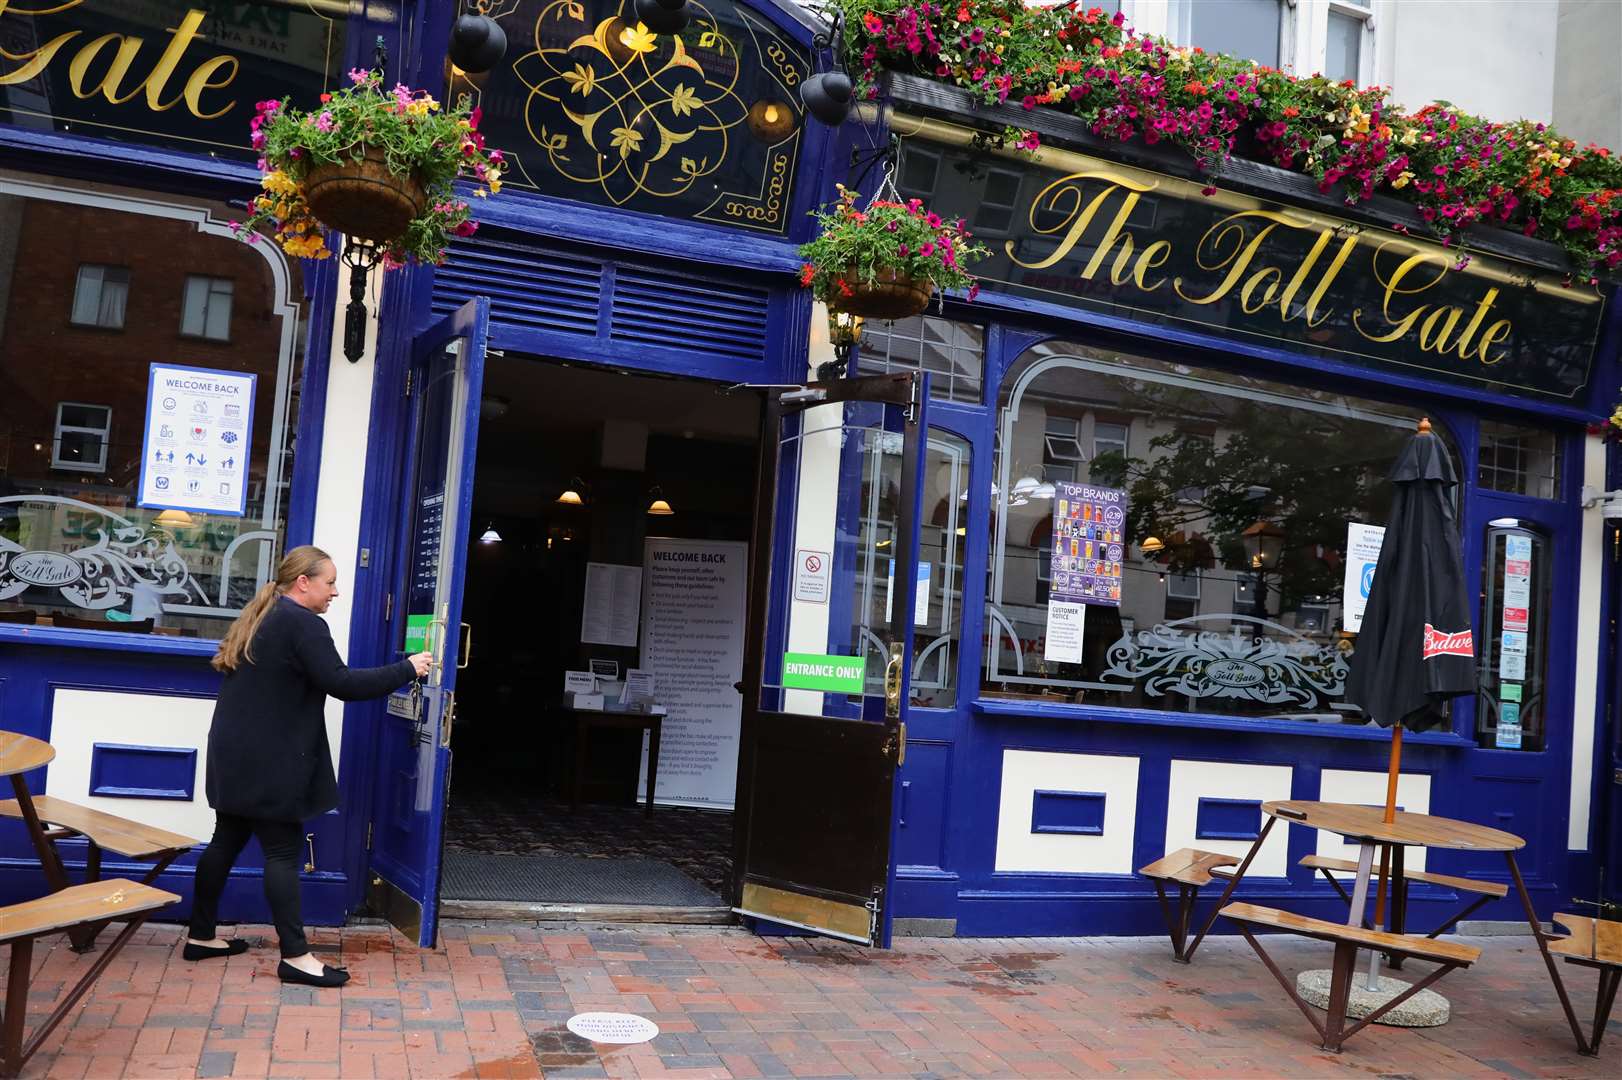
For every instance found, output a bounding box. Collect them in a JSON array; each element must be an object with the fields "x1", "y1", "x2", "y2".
[
  {"x1": 365, "y1": 821, "x2": 374, "y2": 852},
  {"x1": 384, "y1": 592, "x2": 393, "y2": 622}
]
